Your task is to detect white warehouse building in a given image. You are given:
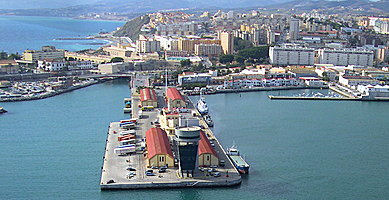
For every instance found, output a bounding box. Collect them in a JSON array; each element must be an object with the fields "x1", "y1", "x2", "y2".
[
  {"x1": 269, "y1": 46, "x2": 315, "y2": 65},
  {"x1": 318, "y1": 48, "x2": 374, "y2": 67}
]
